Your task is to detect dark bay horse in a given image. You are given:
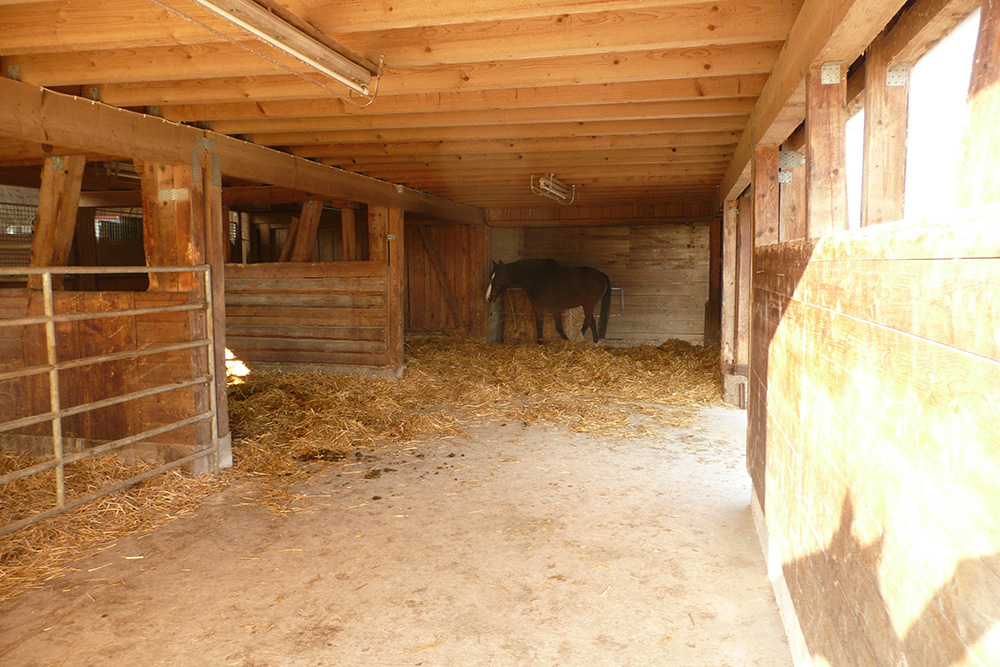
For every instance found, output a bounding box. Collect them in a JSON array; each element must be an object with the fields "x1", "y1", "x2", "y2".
[{"x1": 486, "y1": 258, "x2": 612, "y2": 344}]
